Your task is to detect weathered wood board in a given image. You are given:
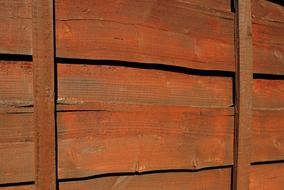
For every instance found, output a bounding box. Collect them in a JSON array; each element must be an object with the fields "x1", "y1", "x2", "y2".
[{"x1": 0, "y1": 0, "x2": 283, "y2": 74}]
